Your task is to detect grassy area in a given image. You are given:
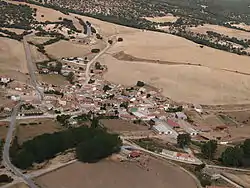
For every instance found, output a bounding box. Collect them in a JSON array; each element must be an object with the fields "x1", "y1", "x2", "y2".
[
  {"x1": 134, "y1": 138, "x2": 183, "y2": 153},
  {"x1": 16, "y1": 118, "x2": 63, "y2": 144},
  {"x1": 37, "y1": 74, "x2": 67, "y2": 85}
]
